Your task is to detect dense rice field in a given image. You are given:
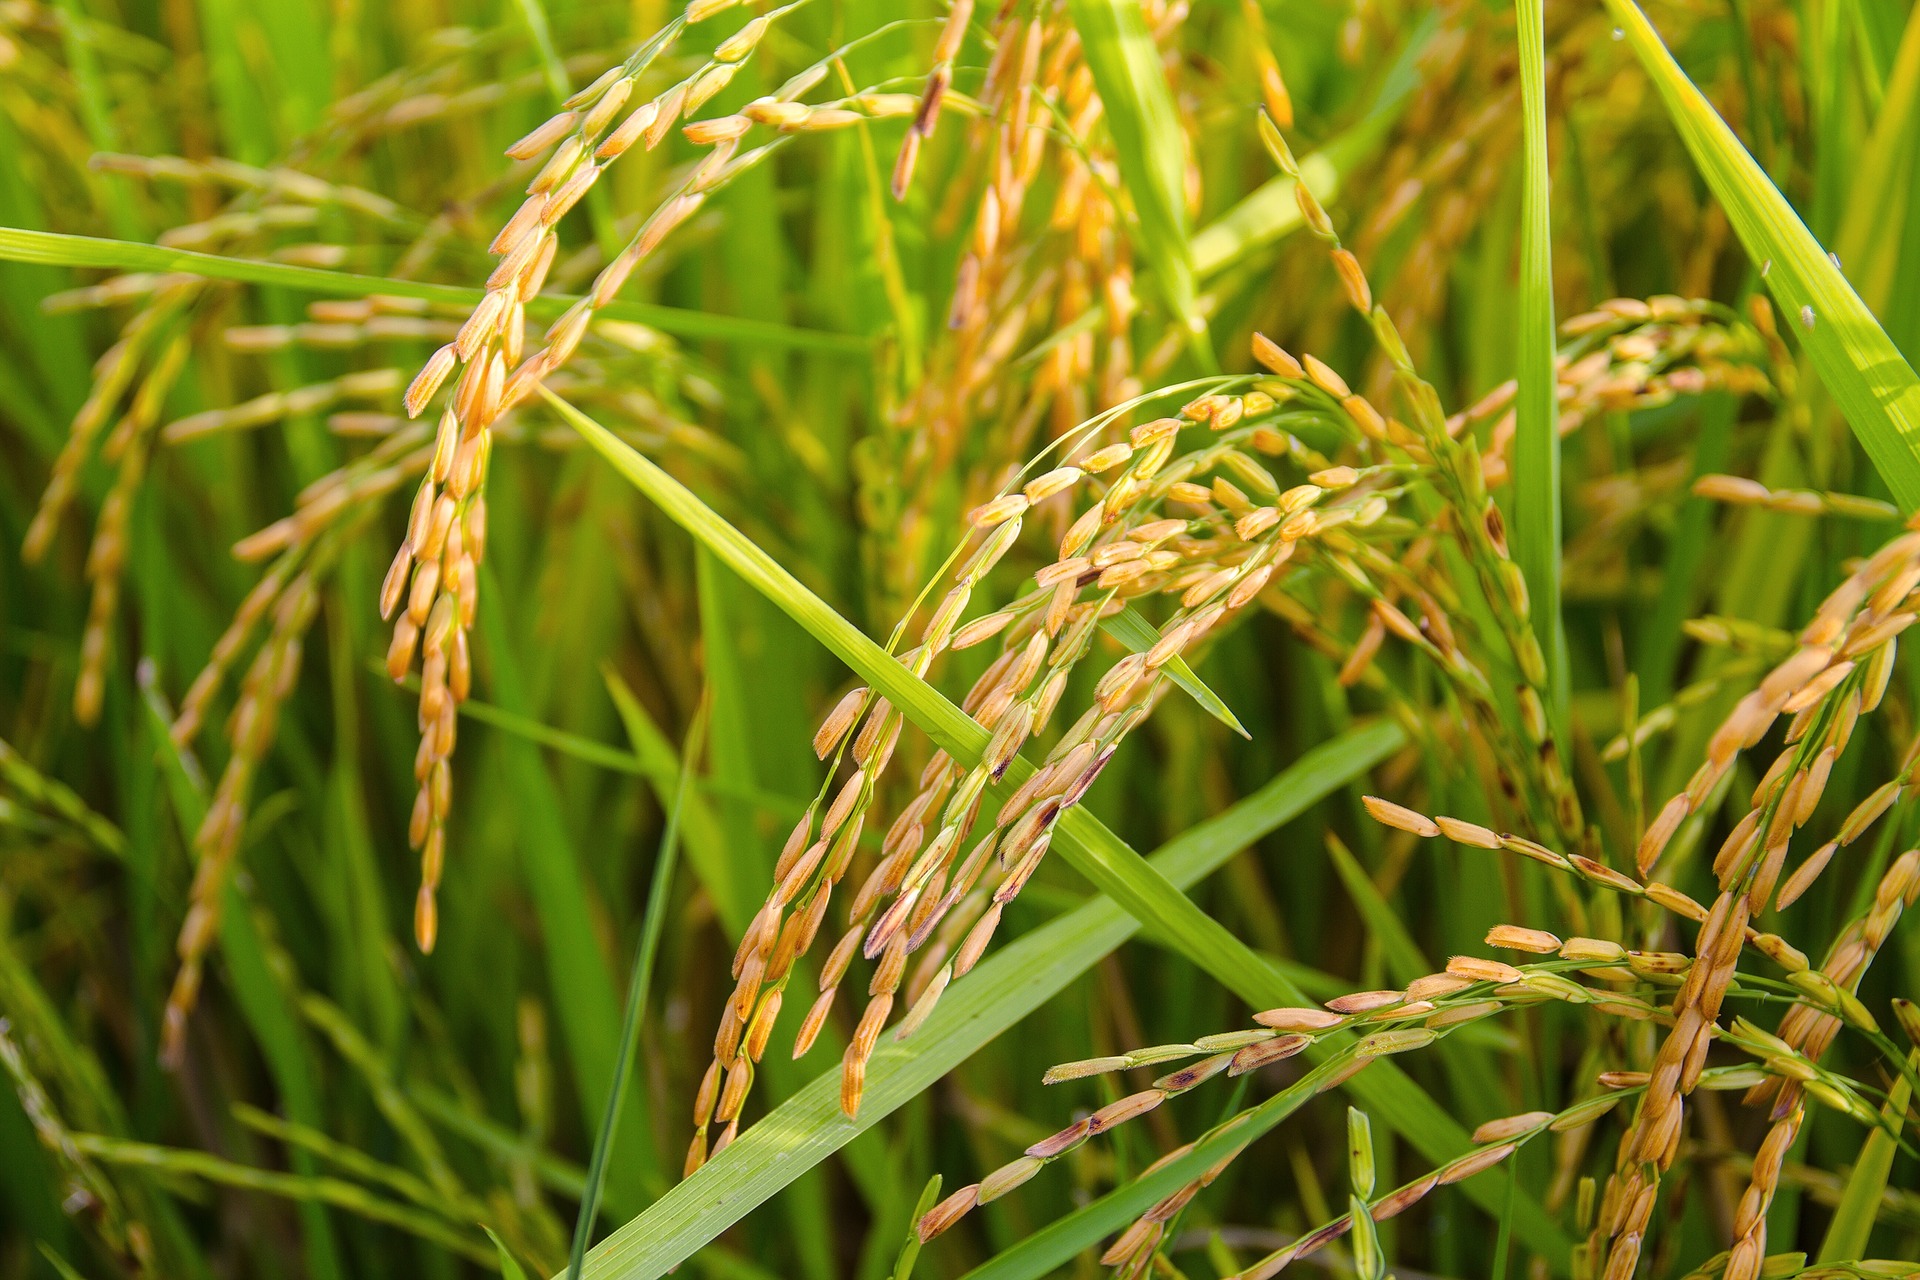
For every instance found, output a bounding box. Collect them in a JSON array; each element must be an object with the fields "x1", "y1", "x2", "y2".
[{"x1": 4, "y1": 1, "x2": 1920, "y2": 1278}]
